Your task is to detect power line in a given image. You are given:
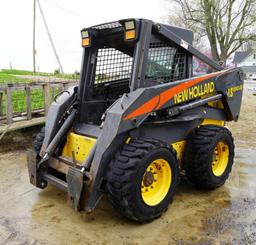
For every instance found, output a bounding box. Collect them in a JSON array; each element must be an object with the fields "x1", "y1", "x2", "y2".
[
  {"x1": 42, "y1": 0, "x2": 95, "y2": 23},
  {"x1": 37, "y1": 0, "x2": 64, "y2": 73},
  {"x1": 33, "y1": 0, "x2": 36, "y2": 72}
]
